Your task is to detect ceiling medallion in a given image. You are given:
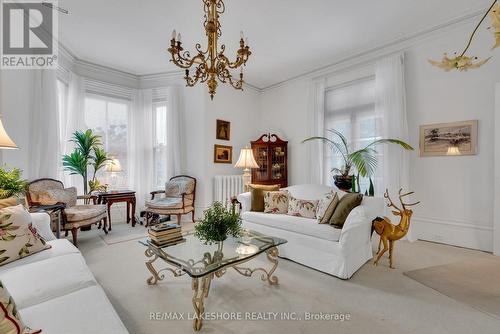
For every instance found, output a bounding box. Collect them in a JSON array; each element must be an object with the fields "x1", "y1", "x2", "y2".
[
  {"x1": 168, "y1": 0, "x2": 252, "y2": 100},
  {"x1": 429, "y1": 0, "x2": 499, "y2": 71}
]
